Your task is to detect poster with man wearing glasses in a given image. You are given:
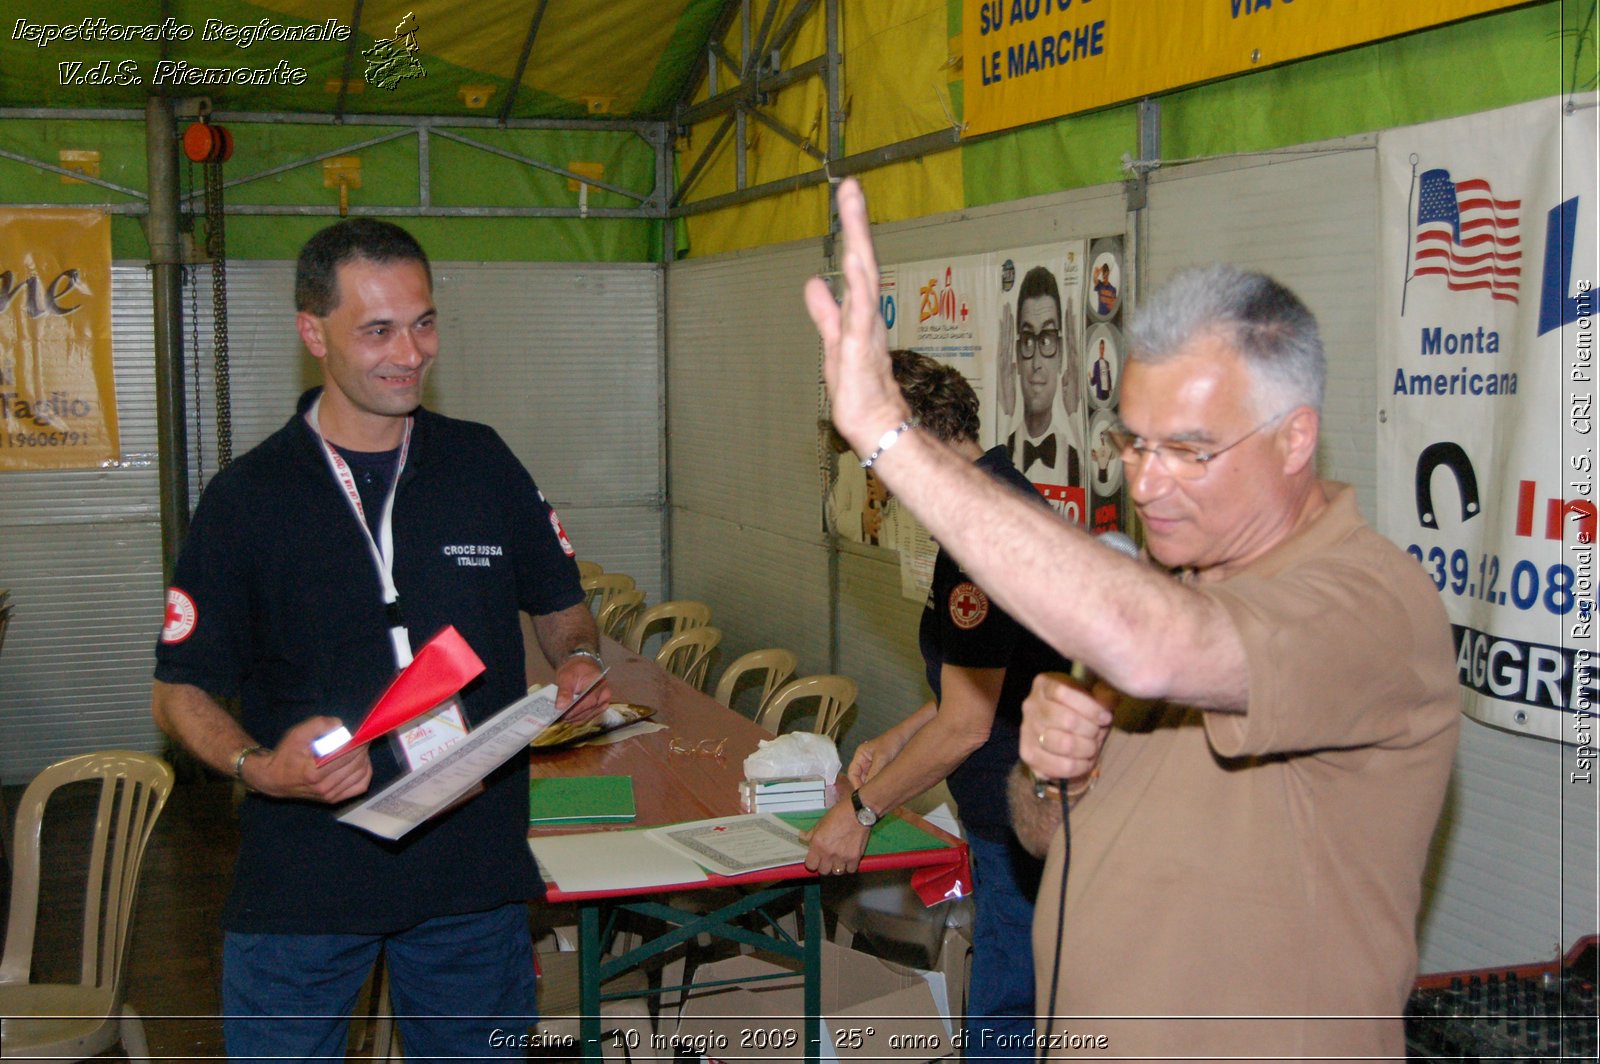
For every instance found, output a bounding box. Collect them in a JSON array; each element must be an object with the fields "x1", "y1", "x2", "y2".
[
  {"x1": 824, "y1": 238, "x2": 1129, "y2": 589},
  {"x1": 995, "y1": 243, "x2": 1088, "y2": 525}
]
